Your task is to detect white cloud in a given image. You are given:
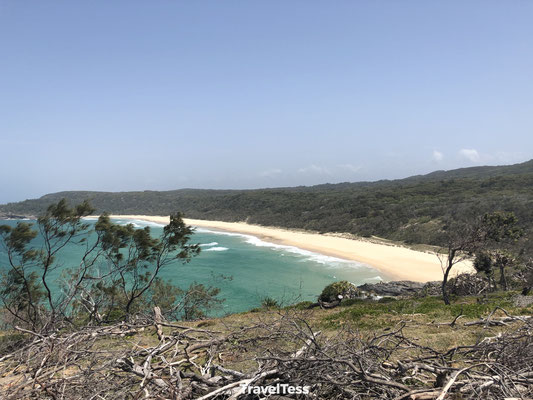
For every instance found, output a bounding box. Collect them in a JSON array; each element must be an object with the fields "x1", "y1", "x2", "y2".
[
  {"x1": 337, "y1": 163, "x2": 361, "y2": 173},
  {"x1": 297, "y1": 165, "x2": 330, "y2": 175},
  {"x1": 432, "y1": 150, "x2": 444, "y2": 162},
  {"x1": 260, "y1": 168, "x2": 282, "y2": 178},
  {"x1": 459, "y1": 148, "x2": 480, "y2": 162}
]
